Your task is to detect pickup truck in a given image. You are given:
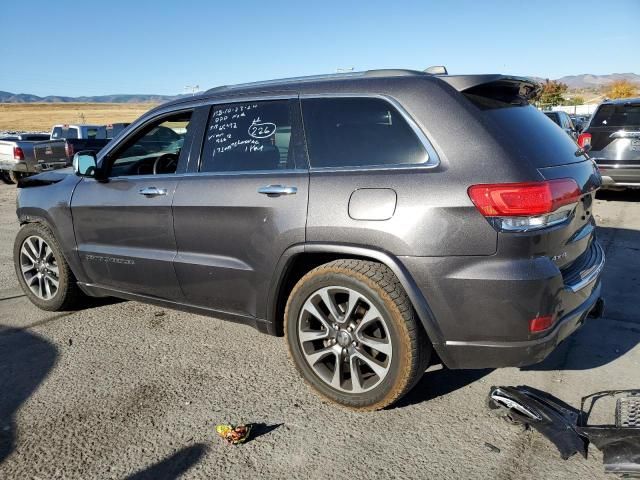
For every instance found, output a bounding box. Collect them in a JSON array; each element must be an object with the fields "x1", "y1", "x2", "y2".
[
  {"x1": 33, "y1": 124, "x2": 112, "y2": 172},
  {"x1": 0, "y1": 133, "x2": 50, "y2": 184}
]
